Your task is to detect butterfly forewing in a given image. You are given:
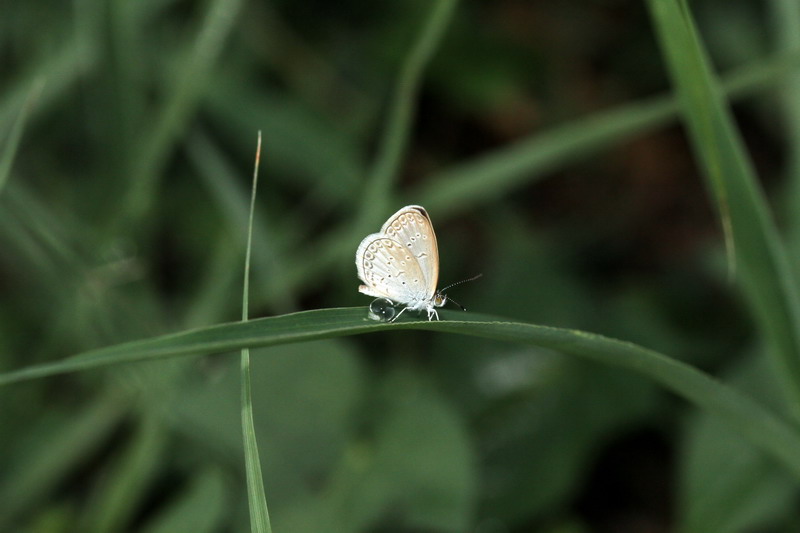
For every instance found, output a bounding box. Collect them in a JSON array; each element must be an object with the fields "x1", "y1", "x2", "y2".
[
  {"x1": 378, "y1": 205, "x2": 439, "y2": 292},
  {"x1": 356, "y1": 235, "x2": 429, "y2": 302}
]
